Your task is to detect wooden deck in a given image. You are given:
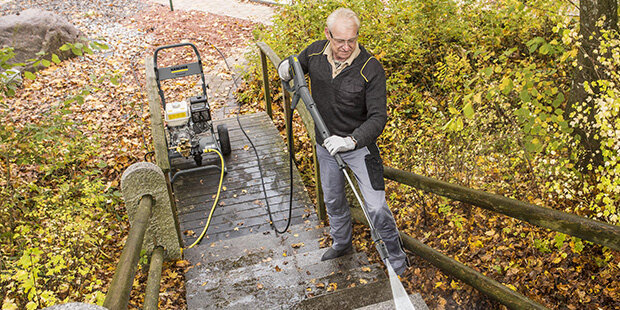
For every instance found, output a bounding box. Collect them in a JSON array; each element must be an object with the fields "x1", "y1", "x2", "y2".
[{"x1": 171, "y1": 112, "x2": 318, "y2": 246}]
